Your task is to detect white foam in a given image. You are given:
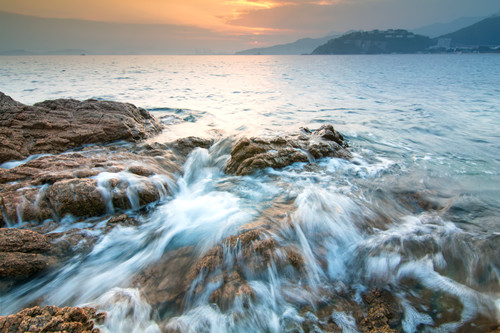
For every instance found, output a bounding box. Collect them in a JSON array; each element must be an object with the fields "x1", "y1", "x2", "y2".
[{"x1": 91, "y1": 288, "x2": 160, "y2": 333}]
